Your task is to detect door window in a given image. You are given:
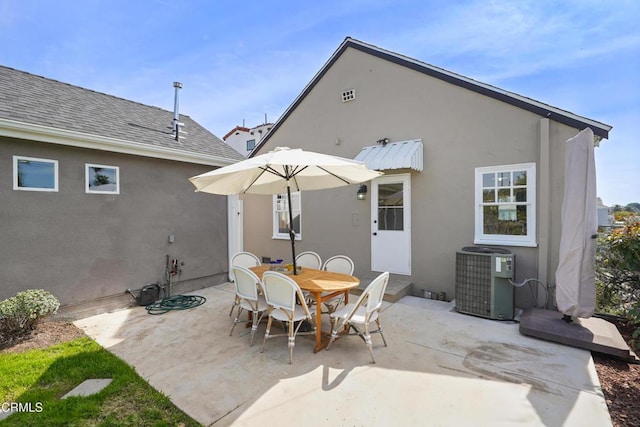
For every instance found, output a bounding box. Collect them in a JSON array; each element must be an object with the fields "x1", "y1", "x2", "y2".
[{"x1": 378, "y1": 183, "x2": 403, "y2": 230}]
